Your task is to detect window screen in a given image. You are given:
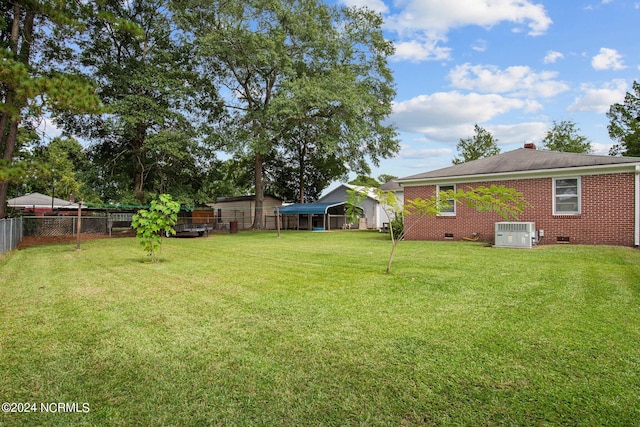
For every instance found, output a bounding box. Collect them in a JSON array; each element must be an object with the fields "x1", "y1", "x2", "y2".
[{"x1": 554, "y1": 178, "x2": 580, "y2": 214}]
